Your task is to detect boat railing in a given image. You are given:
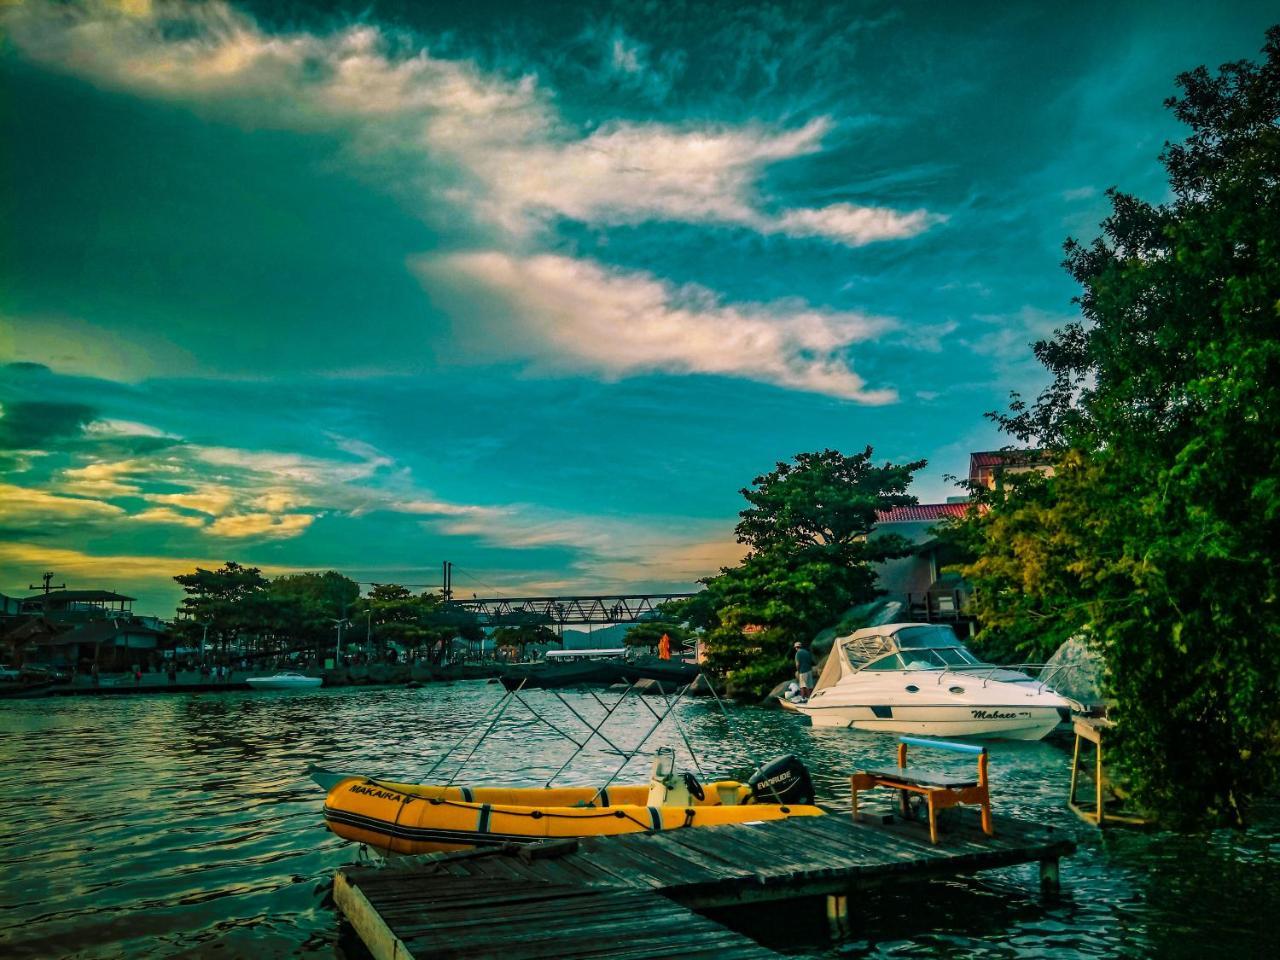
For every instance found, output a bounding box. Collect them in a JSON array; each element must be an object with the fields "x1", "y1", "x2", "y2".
[{"x1": 929, "y1": 660, "x2": 1085, "y2": 693}]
